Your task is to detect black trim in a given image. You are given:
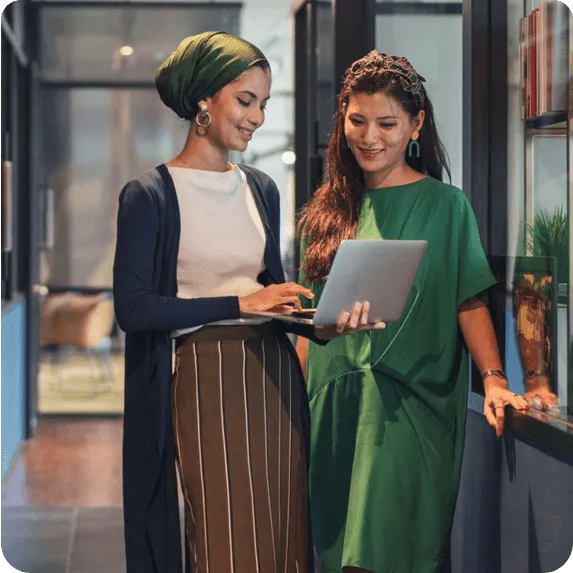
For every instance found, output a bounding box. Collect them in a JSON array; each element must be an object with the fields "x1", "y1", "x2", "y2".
[
  {"x1": 376, "y1": 2, "x2": 462, "y2": 15},
  {"x1": 334, "y1": 0, "x2": 375, "y2": 93},
  {"x1": 308, "y1": 0, "x2": 323, "y2": 208},
  {"x1": 469, "y1": 394, "x2": 573, "y2": 467},
  {"x1": 506, "y1": 409, "x2": 573, "y2": 467},
  {"x1": 294, "y1": 1, "x2": 310, "y2": 272},
  {"x1": 1, "y1": 17, "x2": 27, "y2": 67},
  {"x1": 525, "y1": 110, "x2": 568, "y2": 129},
  {"x1": 291, "y1": 0, "x2": 330, "y2": 13},
  {"x1": 24, "y1": 0, "x2": 41, "y2": 441},
  {"x1": 485, "y1": 0, "x2": 509, "y2": 401},
  {"x1": 488, "y1": 0, "x2": 508, "y2": 258},
  {"x1": 463, "y1": 0, "x2": 491, "y2": 394}
]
